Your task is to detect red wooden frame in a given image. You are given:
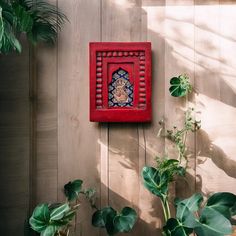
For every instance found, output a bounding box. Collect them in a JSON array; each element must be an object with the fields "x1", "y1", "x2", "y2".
[{"x1": 90, "y1": 42, "x2": 152, "y2": 122}]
